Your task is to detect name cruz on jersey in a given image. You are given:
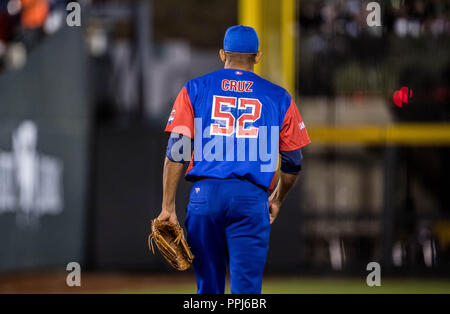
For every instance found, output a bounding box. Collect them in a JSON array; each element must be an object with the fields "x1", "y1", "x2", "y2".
[
  {"x1": 221, "y1": 79, "x2": 253, "y2": 92},
  {"x1": 165, "y1": 68, "x2": 311, "y2": 189}
]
